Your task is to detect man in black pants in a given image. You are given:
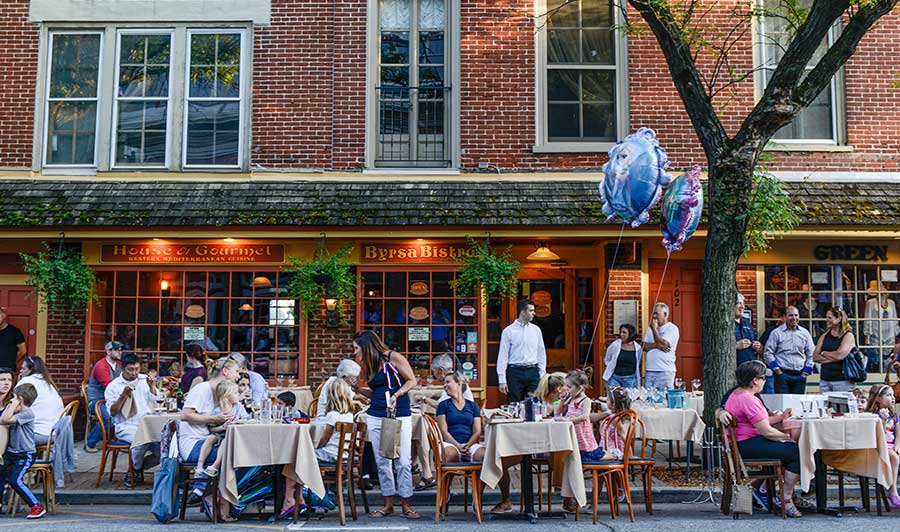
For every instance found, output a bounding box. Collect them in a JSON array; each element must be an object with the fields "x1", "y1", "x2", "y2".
[{"x1": 497, "y1": 299, "x2": 546, "y2": 403}]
